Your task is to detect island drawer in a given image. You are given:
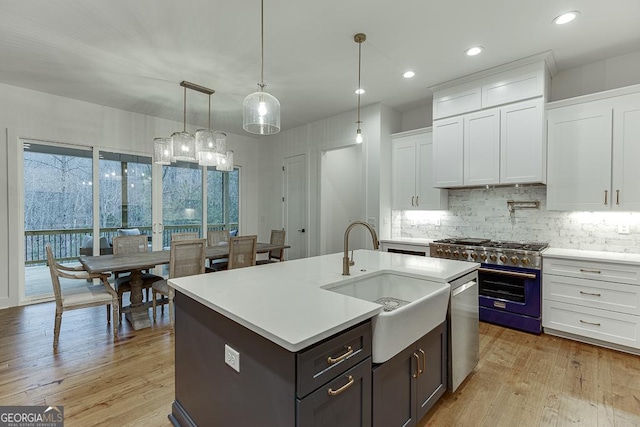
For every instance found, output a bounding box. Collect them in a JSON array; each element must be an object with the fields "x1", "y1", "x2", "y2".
[{"x1": 296, "y1": 321, "x2": 372, "y2": 398}]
